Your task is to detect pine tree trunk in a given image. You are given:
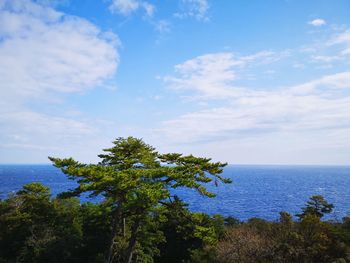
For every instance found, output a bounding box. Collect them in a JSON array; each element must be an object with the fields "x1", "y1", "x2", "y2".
[
  {"x1": 125, "y1": 219, "x2": 141, "y2": 263},
  {"x1": 106, "y1": 208, "x2": 122, "y2": 263}
]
